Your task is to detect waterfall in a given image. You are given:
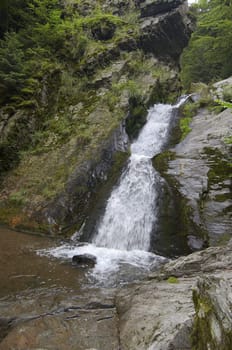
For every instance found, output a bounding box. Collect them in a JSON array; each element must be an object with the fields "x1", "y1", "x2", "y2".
[
  {"x1": 41, "y1": 98, "x2": 187, "y2": 284},
  {"x1": 93, "y1": 103, "x2": 174, "y2": 251}
]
